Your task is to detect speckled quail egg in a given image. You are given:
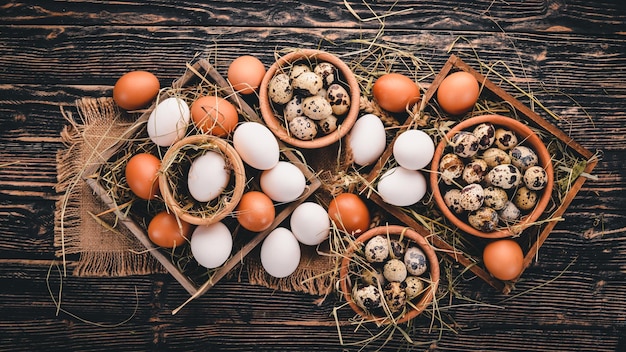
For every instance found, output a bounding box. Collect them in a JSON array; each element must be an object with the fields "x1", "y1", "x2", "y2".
[
  {"x1": 289, "y1": 64, "x2": 311, "y2": 80},
  {"x1": 353, "y1": 285, "x2": 383, "y2": 311},
  {"x1": 494, "y1": 128, "x2": 519, "y2": 150},
  {"x1": 483, "y1": 186, "x2": 509, "y2": 211},
  {"x1": 361, "y1": 267, "x2": 386, "y2": 286},
  {"x1": 524, "y1": 165, "x2": 549, "y2": 191},
  {"x1": 510, "y1": 145, "x2": 538, "y2": 171},
  {"x1": 462, "y1": 159, "x2": 489, "y2": 184},
  {"x1": 302, "y1": 95, "x2": 333, "y2": 120},
  {"x1": 460, "y1": 183, "x2": 484, "y2": 211},
  {"x1": 486, "y1": 164, "x2": 522, "y2": 190},
  {"x1": 288, "y1": 115, "x2": 318, "y2": 140},
  {"x1": 283, "y1": 95, "x2": 303, "y2": 122},
  {"x1": 444, "y1": 188, "x2": 464, "y2": 214},
  {"x1": 383, "y1": 281, "x2": 407, "y2": 313},
  {"x1": 326, "y1": 83, "x2": 351, "y2": 116},
  {"x1": 389, "y1": 239, "x2": 405, "y2": 259},
  {"x1": 513, "y1": 186, "x2": 538, "y2": 211},
  {"x1": 439, "y1": 153, "x2": 464, "y2": 185},
  {"x1": 318, "y1": 114, "x2": 338, "y2": 134},
  {"x1": 472, "y1": 123, "x2": 496, "y2": 150},
  {"x1": 468, "y1": 207, "x2": 499, "y2": 232},
  {"x1": 404, "y1": 247, "x2": 428, "y2": 276},
  {"x1": 481, "y1": 147, "x2": 512, "y2": 168},
  {"x1": 383, "y1": 259, "x2": 408, "y2": 282},
  {"x1": 314, "y1": 62, "x2": 337, "y2": 87},
  {"x1": 404, "y1": 276, "x2": 424, "y2": 300},
  {"x1": 450, "y1": 131, "x2": 480, "y2": 158},
  {"x1": 364, "y1": 235, "x2": 389, "y2": 263},
  {"x1": 268, "y1": 73, "x2": 294, "y2": 104},
  {"x1": 499, "y1": 201, "x2": 521, "y2": 222},
  {"x1": 291, "y1": 71, "x2": 323, "y2": 96}
]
